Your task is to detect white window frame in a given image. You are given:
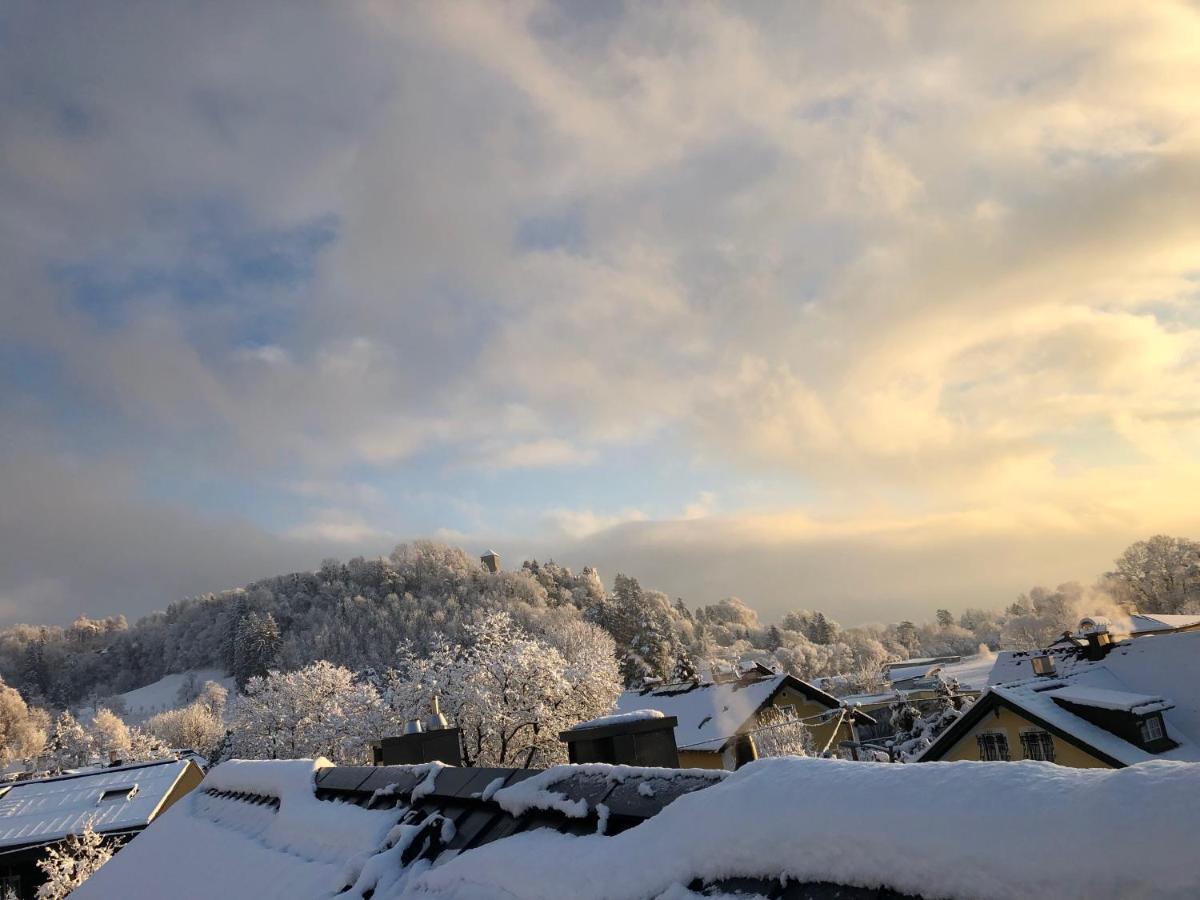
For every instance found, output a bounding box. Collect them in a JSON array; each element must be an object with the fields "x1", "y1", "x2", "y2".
[{"x1": 1140, "y1": 715, "x2": 1165, "y2": 743}]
